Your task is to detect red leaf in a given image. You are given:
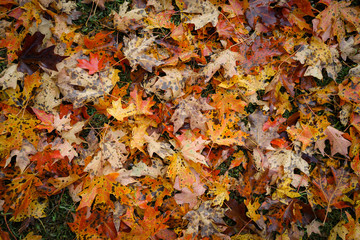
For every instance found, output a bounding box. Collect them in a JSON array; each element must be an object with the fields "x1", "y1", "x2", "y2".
[{"x1": 77, "y1": 53, "x2": 106, "y2": 74}]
